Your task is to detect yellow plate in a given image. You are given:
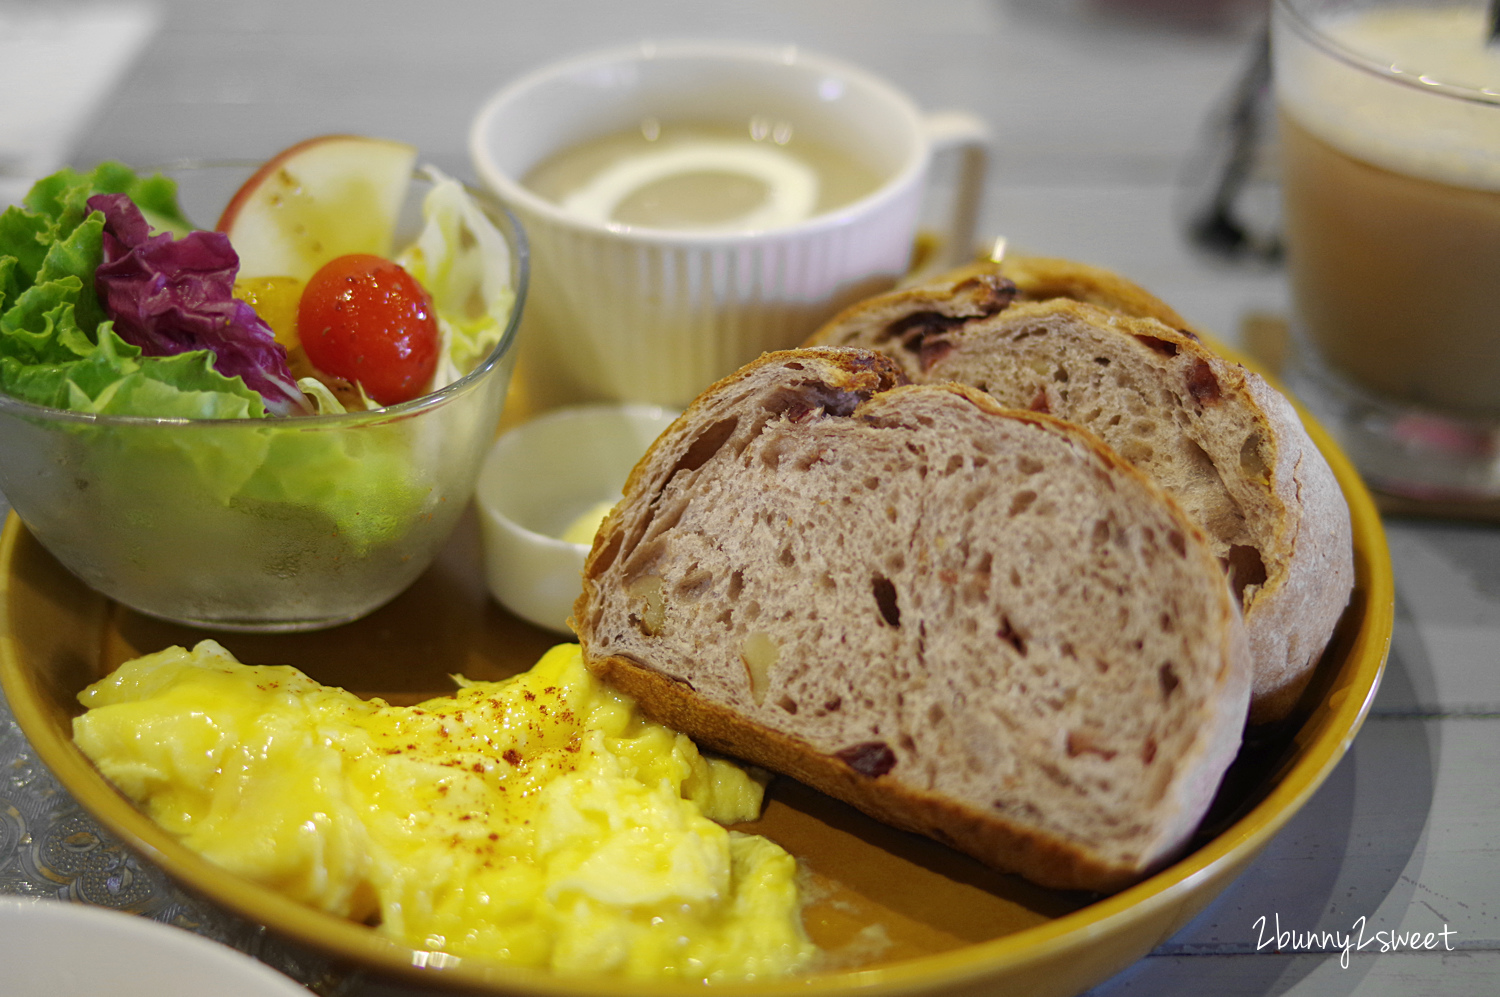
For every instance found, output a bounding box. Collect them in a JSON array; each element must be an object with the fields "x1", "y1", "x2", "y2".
[{"x1": 0, "y1": 392, "x2": 1392, "y2": 997}]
